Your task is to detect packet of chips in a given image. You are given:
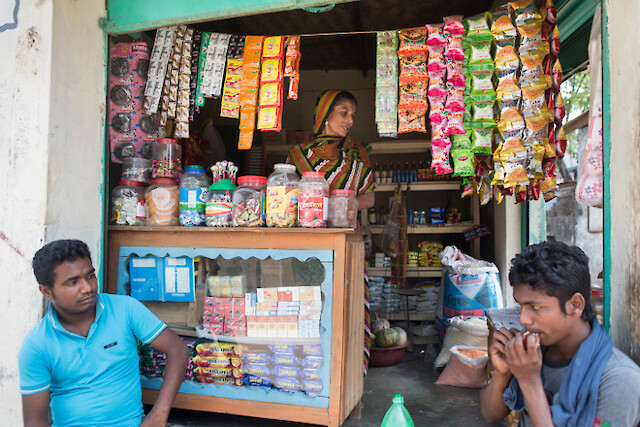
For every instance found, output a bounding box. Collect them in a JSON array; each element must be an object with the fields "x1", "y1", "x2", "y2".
[
  {"x1": 497, "y1": 107, "x2": 525, "y2": 135},
  {"x1": 500, "y1": 136, "x2": 527, "y2": 162},
  {"x1": 464, "y1": 12, "x2": 493, "y2": 41},
  {"x1": 398, "y1": 27, "x2": 428, "y2": 54},
  {"x1": 461, "y1": 176, "x2": 474, "y2": 198},
  {"x1": 470, "y1": 69, "x2": 496, "y2": 96},
  {"x1": 399, "y1": 75, "x2": 428, "y2": 105},
  {"x1": 431, "y1": 138, "x2": 454, "y2": 175},
  {"x1": 427, "y1": 70, "x2": 447, "y2": 96},
  {"x1": 428, "y1": 95, "x2": 447, "y2": 123},
  {"x1": 555, "y1": 126, "x2": 567, "y2": 158},
  {"x1": 452, "y1": 131, "x2": 473, "y2": 150},
  {"x1": 444, "y1": 33, "x2": 465, "y2": 61},
  {"x1": 471, "y1": 100, "x2": 496, "y2": 128},
  {"x1": 472, "y1": 127, "x2": 494, "y2": 155},
  {"x1": 554, "y1": 92, "x2": 566, "y2": 125},
  {"x1": 398, "y1": 105, "x2": 428, "y2": 133},
  {"x1": 427, "y1": 23, "x2": 447, "y2": 47},
  {"x1": 443, "y1": 15, "x2": 465, "y2": 35},
  {"x1": 451, "y1": 148, "x2": 475, "y2": 177},
  {"x1": 503, "y1": 161, "x2": 530, "y2": 187},
  {"x1": 445, "y1": 110, "x2": 465, "y2": 135}
]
